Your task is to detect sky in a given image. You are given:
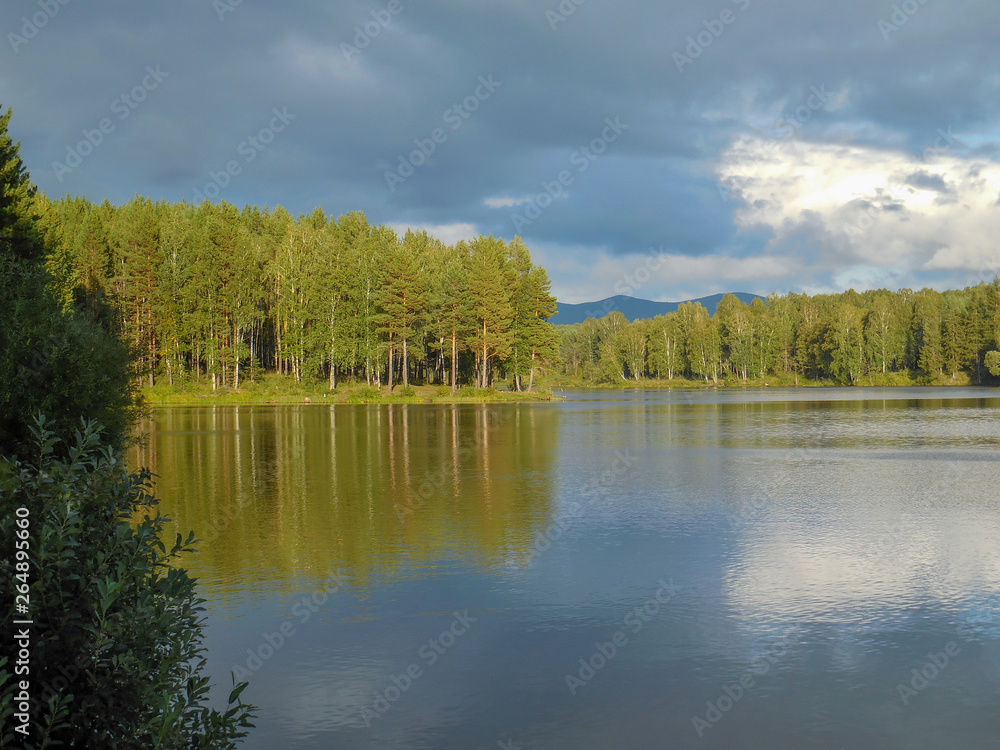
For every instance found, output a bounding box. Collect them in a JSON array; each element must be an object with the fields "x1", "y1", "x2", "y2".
[{"x1": 2, "y1": 0, "x2": 1000, "y2": 304}]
